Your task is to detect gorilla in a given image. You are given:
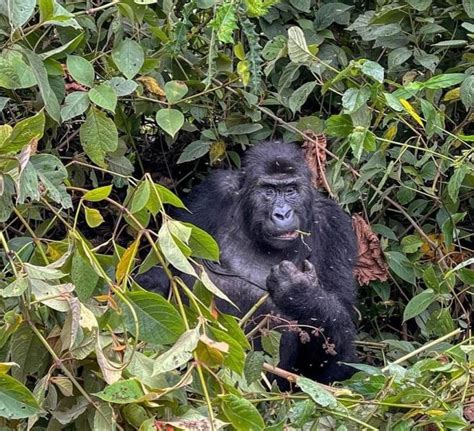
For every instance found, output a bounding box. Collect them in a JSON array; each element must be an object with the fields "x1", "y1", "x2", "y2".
[{"x1": 137, "y1": 141, "x2": 358, "y2": 385}]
